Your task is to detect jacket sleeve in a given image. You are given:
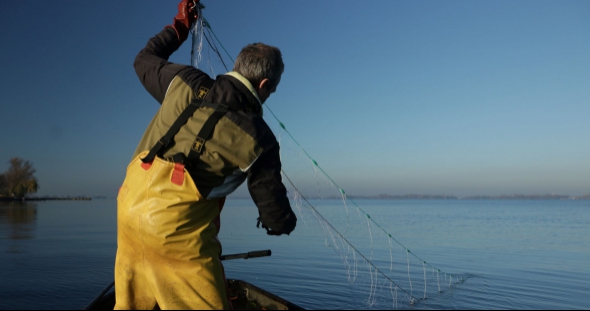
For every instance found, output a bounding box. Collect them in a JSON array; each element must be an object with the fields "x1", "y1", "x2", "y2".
[
  {"x1": 247, "y1": 143, "x2": 297, "y2": 235},
  {"x1": 133, "y1": 27, "x2": 189, "y2": 104}
]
